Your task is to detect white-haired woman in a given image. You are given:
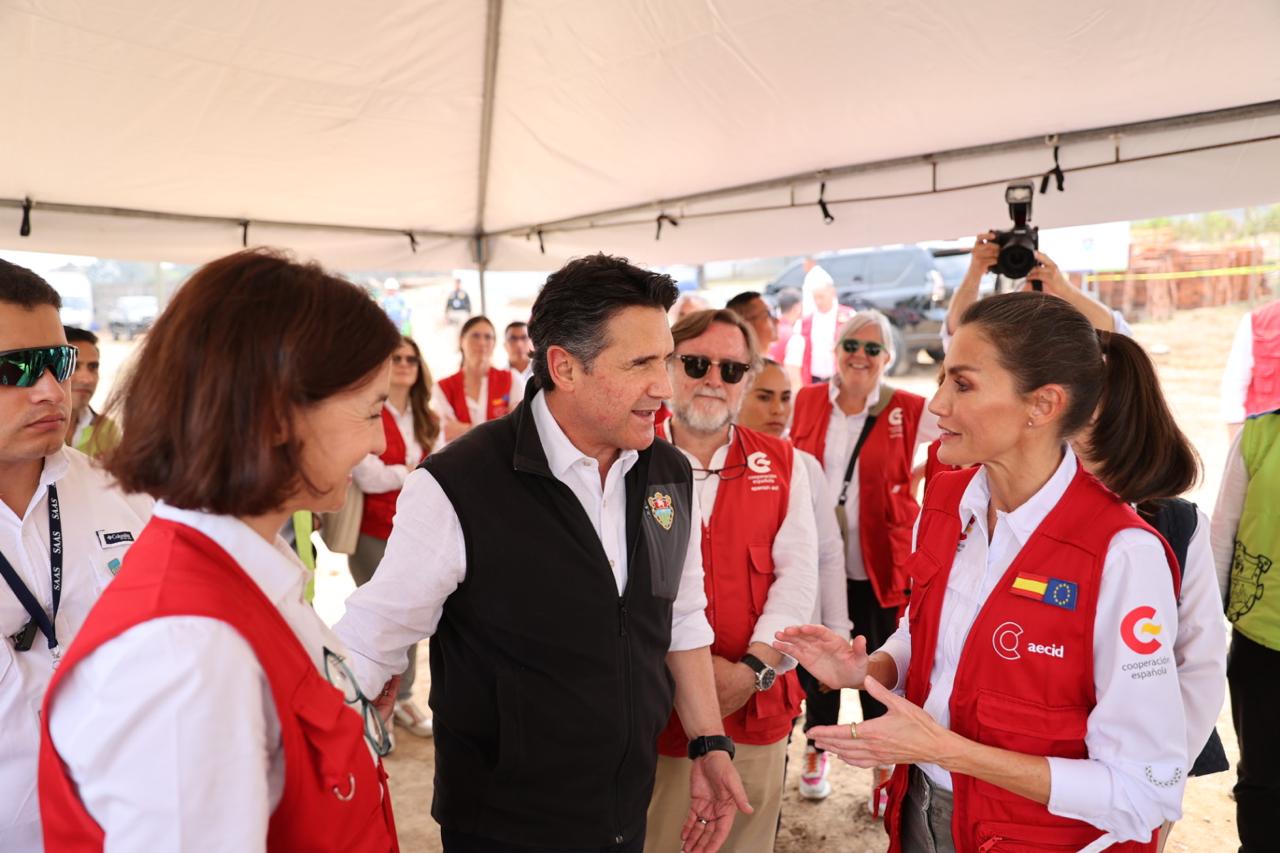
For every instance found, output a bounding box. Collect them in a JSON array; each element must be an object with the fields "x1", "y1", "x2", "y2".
[{"x1": 788, "y1": 309, "x2": 940, "y2": 811}]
